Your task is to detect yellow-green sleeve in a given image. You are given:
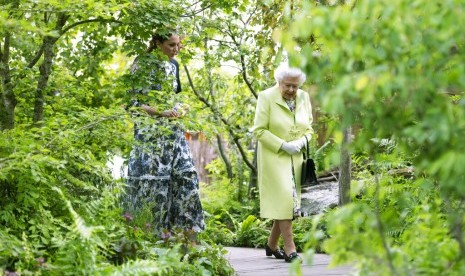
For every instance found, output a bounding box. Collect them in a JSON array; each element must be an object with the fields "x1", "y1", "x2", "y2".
[{"x1": 251, "y1": 93, "x2": 284, "y2": 153}]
